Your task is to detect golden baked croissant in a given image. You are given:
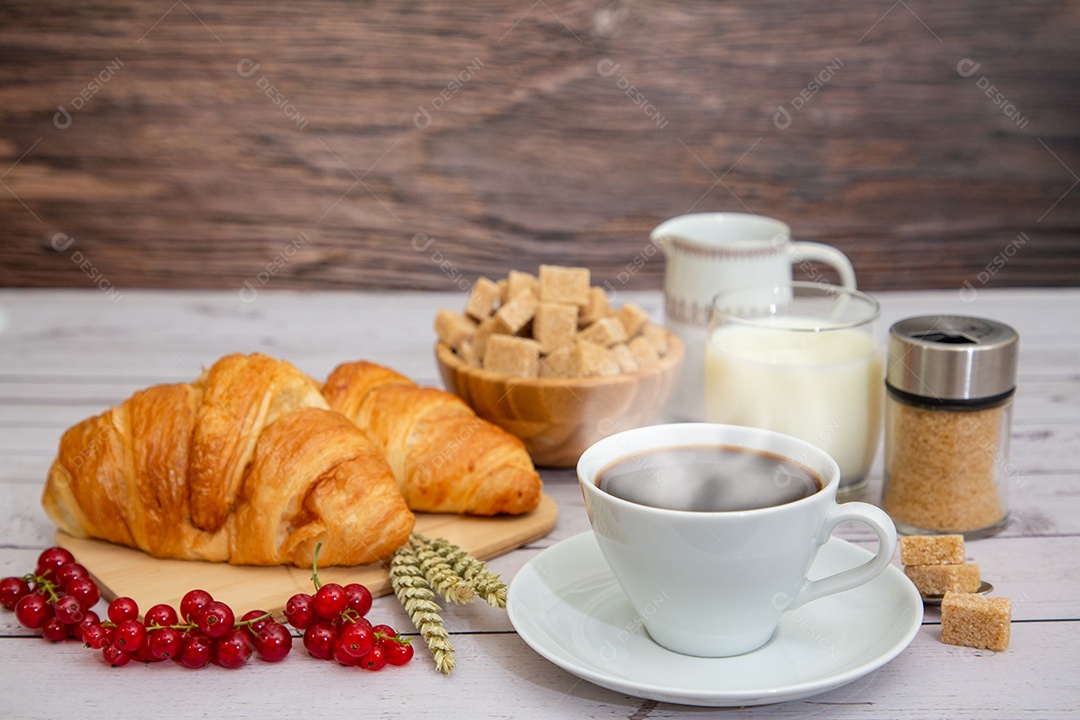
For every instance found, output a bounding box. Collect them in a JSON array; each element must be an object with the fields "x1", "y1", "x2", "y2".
[
  {"x1": 41, "y1": 354, "x2": 414, "y2": 566},
  {"x1": 323, "y1": 361, "x2": 542, "y2": 516}
]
